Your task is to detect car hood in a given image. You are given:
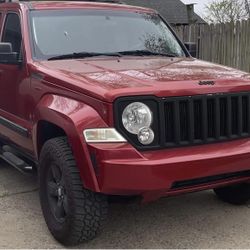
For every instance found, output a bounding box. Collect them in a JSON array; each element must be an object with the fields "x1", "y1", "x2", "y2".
[{"x1": 34, "y1": 57, "x2": 250, "y2": 102}]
